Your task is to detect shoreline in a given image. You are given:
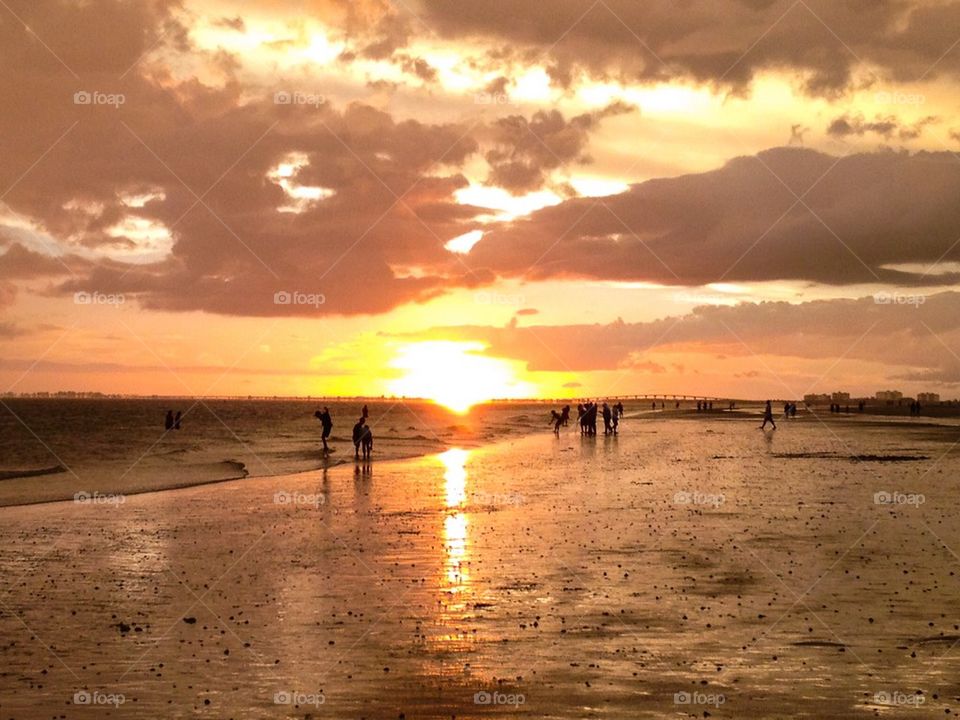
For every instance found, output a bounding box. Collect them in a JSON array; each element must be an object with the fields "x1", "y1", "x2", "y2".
[
  {"x1": 3, "y1": 410, "x2": 956, "y2": 510},
  {"x1": 0, "y1": 430, "x2": 526, "y2": 511}
]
